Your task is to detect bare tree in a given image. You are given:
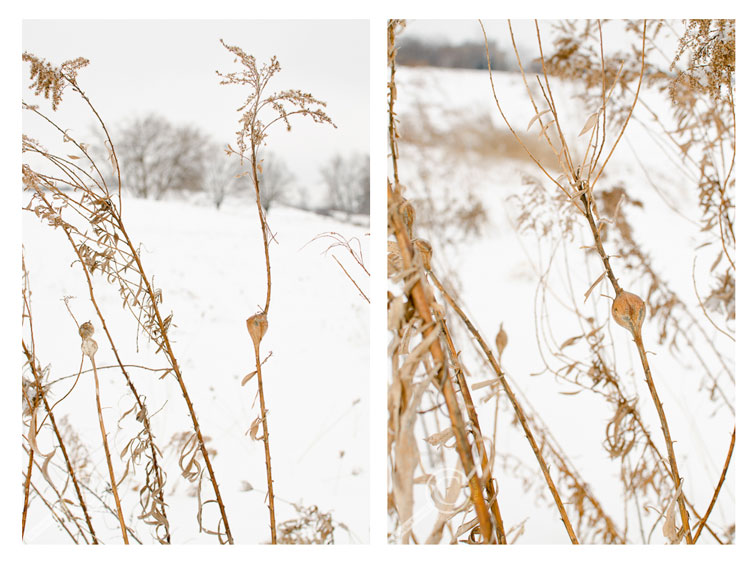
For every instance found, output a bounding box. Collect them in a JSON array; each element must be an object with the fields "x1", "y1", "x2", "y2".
[
  {"x1": 256, "y1": 152, "x2": 294, "y2": 213},
  {"x1": 204, "y1": 146, "x2": 243, "y2": 209},
  {"x1": 321, "y1": 153, "x2": 369, "y2": 216},
  {"x1": 116, "y1": 114, "x2": 209, "y2": 199}
]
